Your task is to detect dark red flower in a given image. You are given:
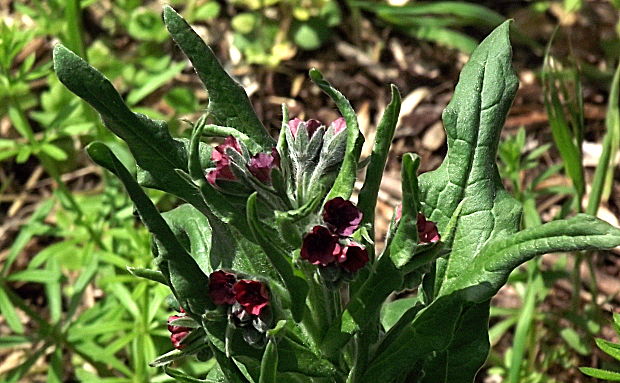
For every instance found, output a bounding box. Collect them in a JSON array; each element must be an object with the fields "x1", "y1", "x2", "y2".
[
  {"x1": 233, "y1": 280, "x2": 270, "y2": 316},
  {"x1": 248, "y1": 148, "x2": 280, "y2": 183},
  {"x1": 330, "y1": 117, "x2": 346, "y2": 134},
  {"x1": 167, "y1": 315, "x2": 191, "y2": 350},
  {"x1": 338, "y1": 242, "x2": 369, "y2": 272},
  {"x1": 301, "y1": 225, "x2": 342, "y2": 266},
  {"x1": 208, "y1": 270, "x2": 237, "y2": 305},
  {"x1": 206, "y1": 136, "x2": 242, "y2": 185},
  {"x1": 417, "y1": 213, "x2": 440, "y2": 243},
  {"x1": 322, "y1": 197, "x2": 363, "y2": 237},
  {"x1": 288, "y1": 118, "x2": 322, "y2": 138}
]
